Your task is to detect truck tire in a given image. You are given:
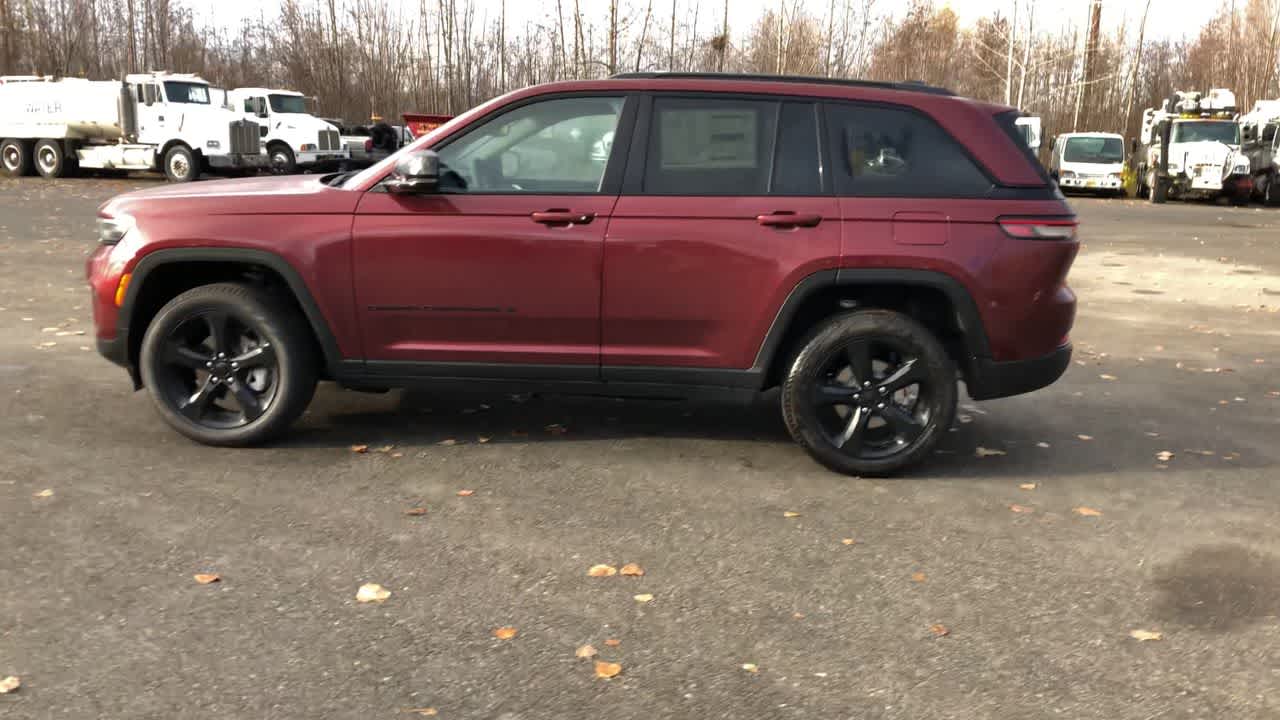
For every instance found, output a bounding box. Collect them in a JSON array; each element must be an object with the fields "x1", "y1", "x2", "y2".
[
  {"x1": 33, "y1": 139, "x2": 69, "y2": 179},
  {"x1": 1266, "y1": 174, "x2": 1280, "y2": 206},
  {"x1": 780, "y1": 310, "x2": 957, "y2": 477},
  {"x1": 163, "y1": 144, "x2": 200, "y2": 182},
  {"x1": 267, "y1": 143, "x2": 297, "y2": 174},
  {"x1": 1148, "y1": 173, "x2": 1167, "y2": 204},
  {"x1": 1, "y1": 138, "x2": 33, "y2": 176}
]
